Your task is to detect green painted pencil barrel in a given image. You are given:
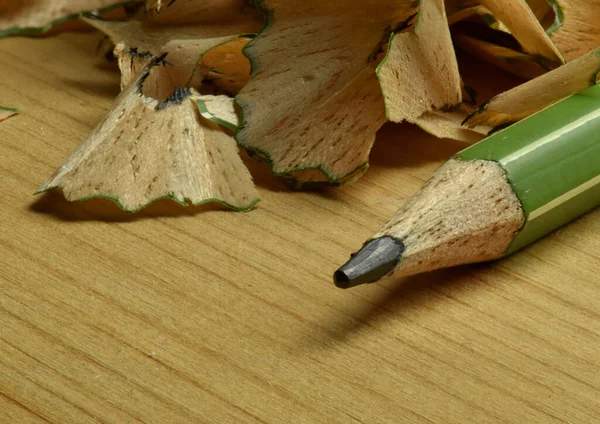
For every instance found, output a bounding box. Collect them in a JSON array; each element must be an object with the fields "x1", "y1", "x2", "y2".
[{"x1": 458, "y1": 83, "x2": 600, "y2": 254}]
